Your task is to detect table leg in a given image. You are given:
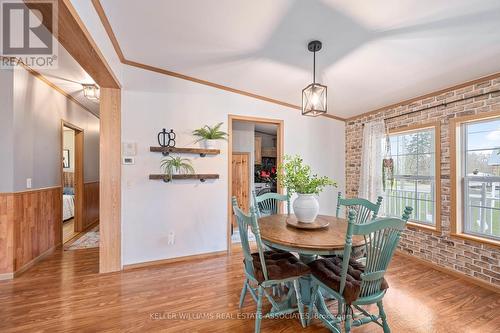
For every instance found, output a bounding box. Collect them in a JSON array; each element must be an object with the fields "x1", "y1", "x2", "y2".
[
  {"x1": 298, "y1": 253, "x2": 338, "y2": 322},
  {"x1": 298, "y1": 254, "x2": 316, "y2": 305}
]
